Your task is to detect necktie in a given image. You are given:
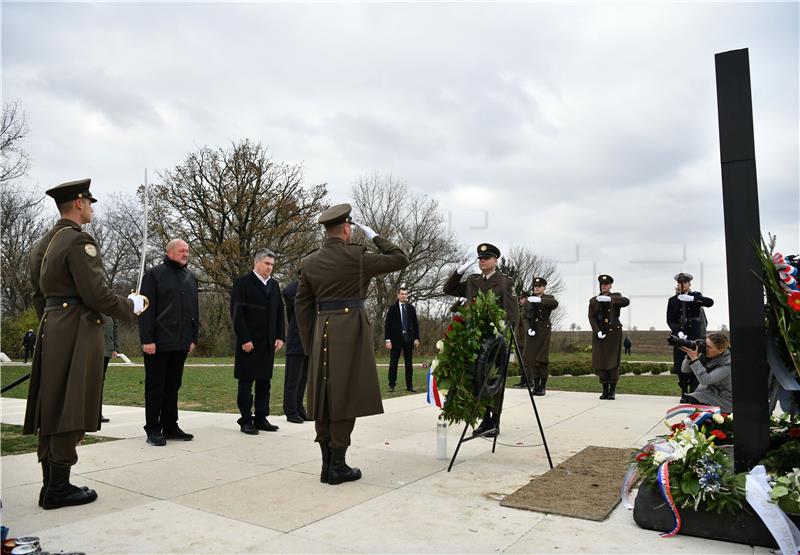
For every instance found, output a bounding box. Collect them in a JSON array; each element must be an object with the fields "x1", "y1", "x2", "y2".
[{"x1": 400, "y1": 304, "x2": 406, "y2": 332}]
